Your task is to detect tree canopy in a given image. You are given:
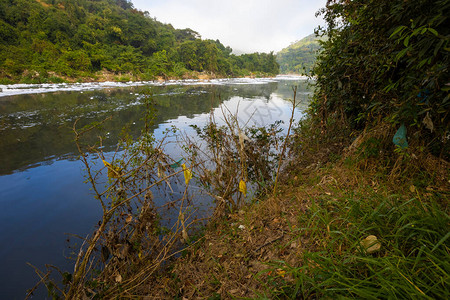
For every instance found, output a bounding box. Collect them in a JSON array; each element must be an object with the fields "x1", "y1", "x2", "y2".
[
  {"x1": 312, "y1": 0, "x2": 449, "y2": 158},
  {"x1": 0, "y1": 0, "x2": 279, "y2": 83}
]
